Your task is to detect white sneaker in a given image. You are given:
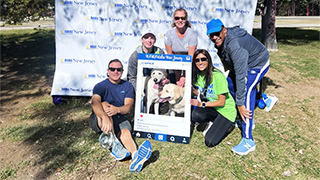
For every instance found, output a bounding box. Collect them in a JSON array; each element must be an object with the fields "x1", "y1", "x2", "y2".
[
  {"x1": 264, "y1": 94, "x2": 279, "y2": 112},
  {"x1": 202, "y1": 122, "x2": 213, "y2": 136}
]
